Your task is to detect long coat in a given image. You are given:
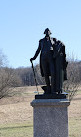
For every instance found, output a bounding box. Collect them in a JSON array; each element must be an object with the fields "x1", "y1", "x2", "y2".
[
  {"x1": 33, "y1": 37, "x2": 67, "y2": 80},
  {"x1": 32, "y1": 37, "x2": 55, "y2": 77}
]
